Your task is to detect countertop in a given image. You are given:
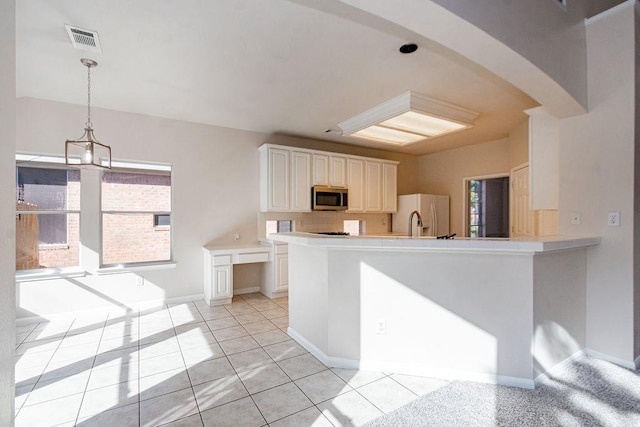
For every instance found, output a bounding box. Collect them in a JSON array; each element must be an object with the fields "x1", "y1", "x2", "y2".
[
  {"x1": 269, "y1": 232, "x2": 601, "y2": 254},
  {"x1": 203, "y1": 241, "x2": 271, "y2": 253}
]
